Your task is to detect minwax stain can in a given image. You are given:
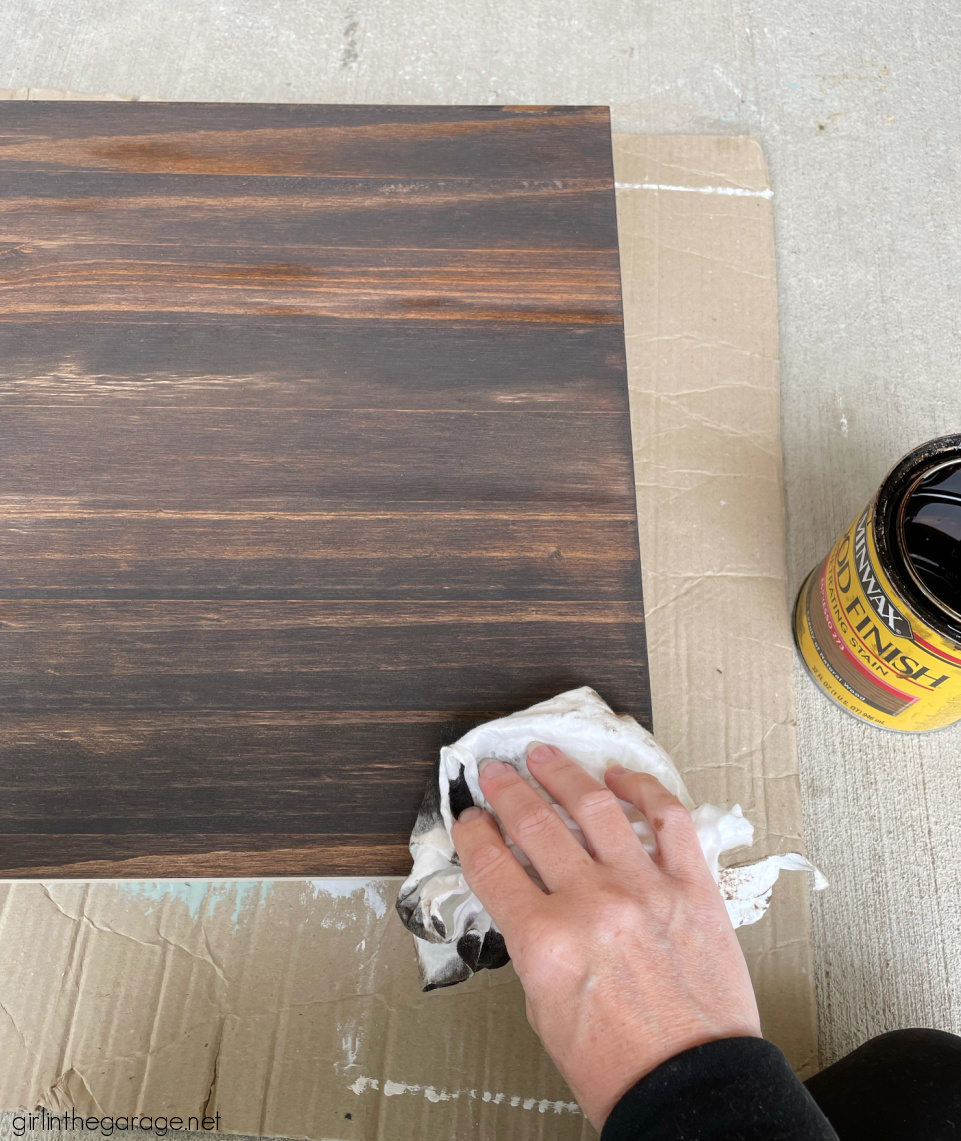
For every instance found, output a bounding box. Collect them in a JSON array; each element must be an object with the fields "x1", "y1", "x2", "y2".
[{"x1": 794, "y1": 434, "x2": 961, "y2": 732}]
